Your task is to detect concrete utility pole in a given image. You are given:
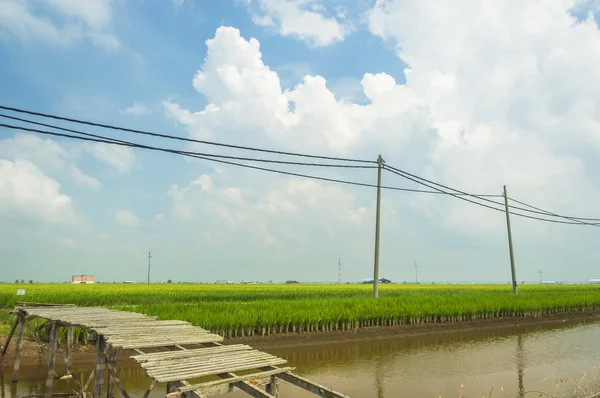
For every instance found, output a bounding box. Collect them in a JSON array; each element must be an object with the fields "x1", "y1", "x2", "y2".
[
  {"x1": 503, "y1": 185, "x2": 518, "y2": 295},
  {"x1": 538, "y1": 269, "x2": 543, "y2": 284},
  {"x1": 414, "y1": 262, "x2": 419, "y2": 284},
  {"x1": 373, "y1": 155, "x2": 384, "y2": 298},
  {"x1": 338, "y1": 258, "x2": 342, "y2": 284},
  {"x1": 147, "y1": 249, "x2": 152, "y2": 285}
]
